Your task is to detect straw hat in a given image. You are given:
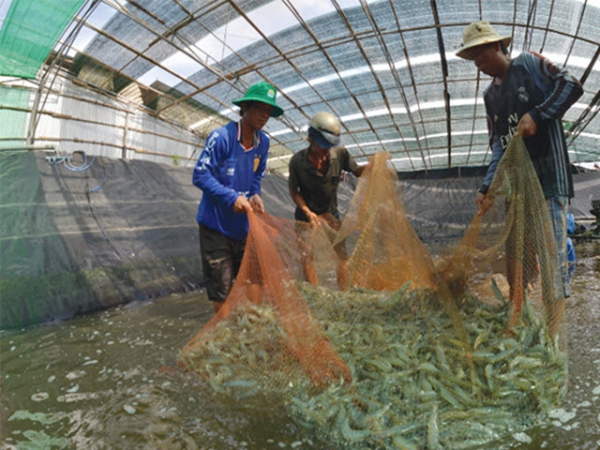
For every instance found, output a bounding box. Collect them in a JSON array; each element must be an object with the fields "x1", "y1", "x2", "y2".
[
  {"x1": 456, "y1": 21, "x2": 512, "y2": 60},
  {"x1": 233, "y1": 81, "x2": 284, "y2": 117}
]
